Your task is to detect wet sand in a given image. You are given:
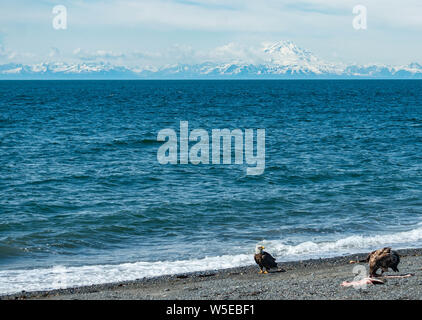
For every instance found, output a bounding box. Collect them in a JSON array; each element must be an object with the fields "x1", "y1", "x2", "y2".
[{"x1": 1, "y1": 248, "x2": 422, "y2": 300}]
